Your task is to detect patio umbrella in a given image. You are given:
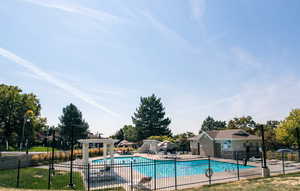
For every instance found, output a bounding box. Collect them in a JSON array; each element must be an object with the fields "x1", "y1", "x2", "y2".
[{"x1": 276, "y1": 149, "x2": 294, "y2": 153}]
